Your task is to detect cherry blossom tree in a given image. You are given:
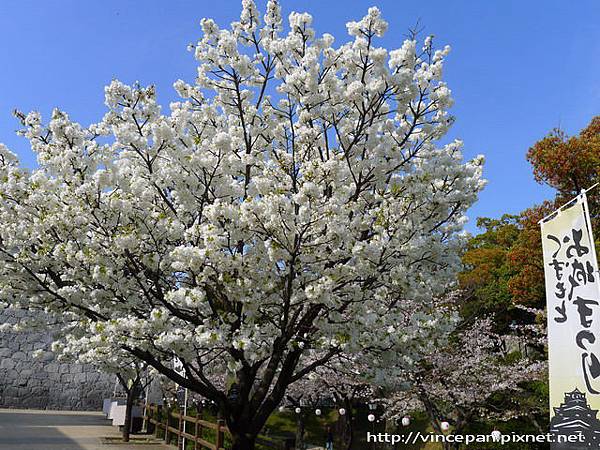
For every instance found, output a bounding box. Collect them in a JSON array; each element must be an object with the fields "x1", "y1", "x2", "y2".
[
  {"x1": 56, "y1": 337, "x2": 155, "y2": 442},
  {"x1": 0, "y1": 1, "x2": 483, "y2": 448},
  {"x1": 0, "y1": 305, "x2": 154, "y2": 442},
  {"x1": 282, "y1": 359, "x2": 377, "y2": 450},
  {"x1": 381, "y1": 317, "x2": 546, "y2": 449},
  {"x1": 281, "y1": 295, "x2": 456, "y2": 450}
]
